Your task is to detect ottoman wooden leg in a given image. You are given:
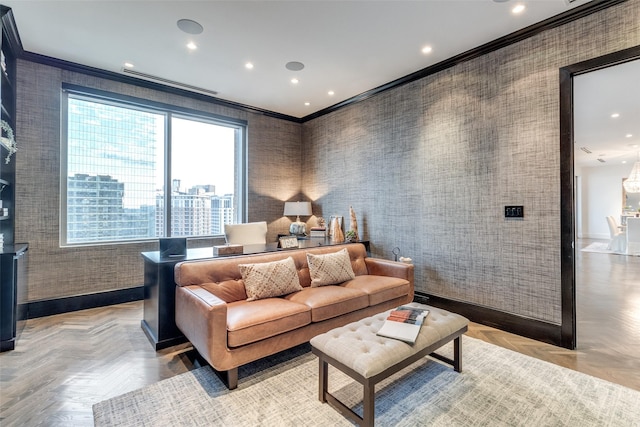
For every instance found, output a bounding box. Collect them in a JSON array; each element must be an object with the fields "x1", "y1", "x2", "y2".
[
  {"x1": 319, "y1": 357, "x2": 328, "y2": 403},
  {"x1": 453, "y1": 336, "x2": 462, "y2": 373},
  {"x1": 363, "y1": 379, "x2": 375, "y2": 427}
]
